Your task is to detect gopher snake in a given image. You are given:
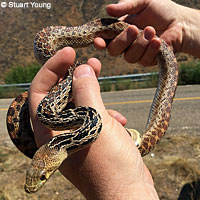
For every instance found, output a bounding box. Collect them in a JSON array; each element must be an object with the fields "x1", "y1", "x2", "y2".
[{"x1": 6, "y1": 18, "x2": 178, "y2": 193}]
